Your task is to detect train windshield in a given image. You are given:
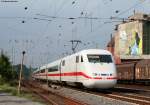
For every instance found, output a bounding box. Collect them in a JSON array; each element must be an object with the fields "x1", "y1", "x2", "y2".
[{"x1": 87, "y1": 55, "x2": 112, "y2": 63}]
